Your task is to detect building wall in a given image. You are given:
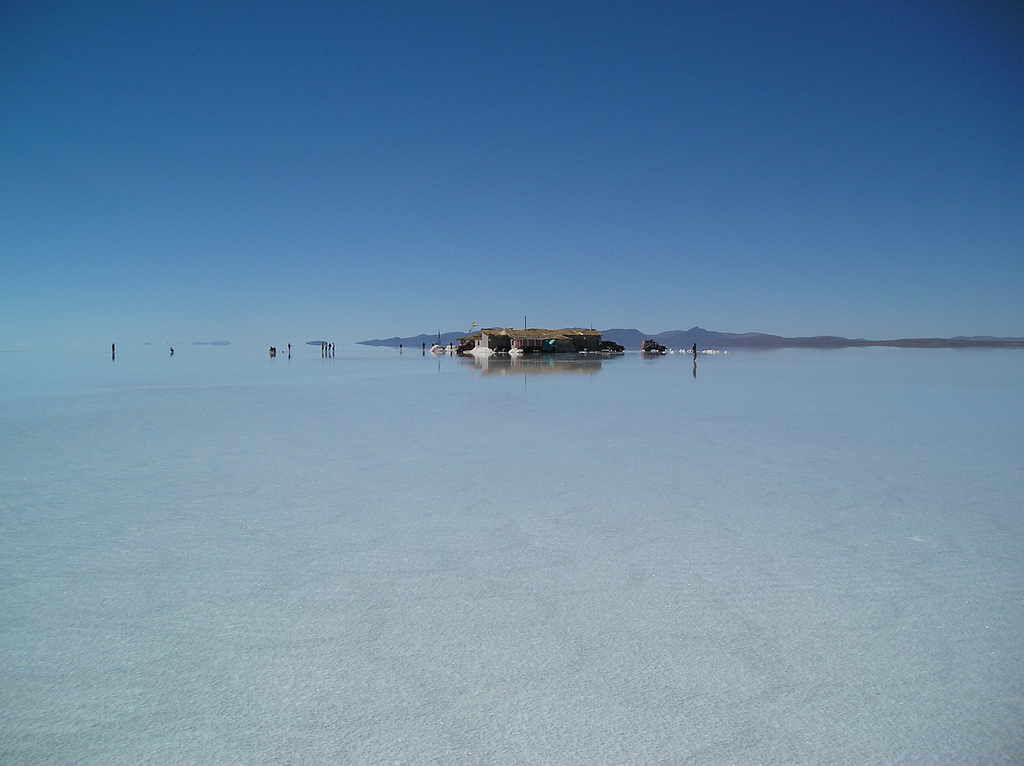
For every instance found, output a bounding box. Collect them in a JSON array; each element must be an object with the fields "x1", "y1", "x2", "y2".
[
  {"x1": 569, "y1": 334, "x2": 601, "y2": 352},
  {"x1": 481, "y1": 331, "x2": 512, "y2": 352},
  {"x1": 481, "y1": 328, "x2": 602, "y2": 353}
]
